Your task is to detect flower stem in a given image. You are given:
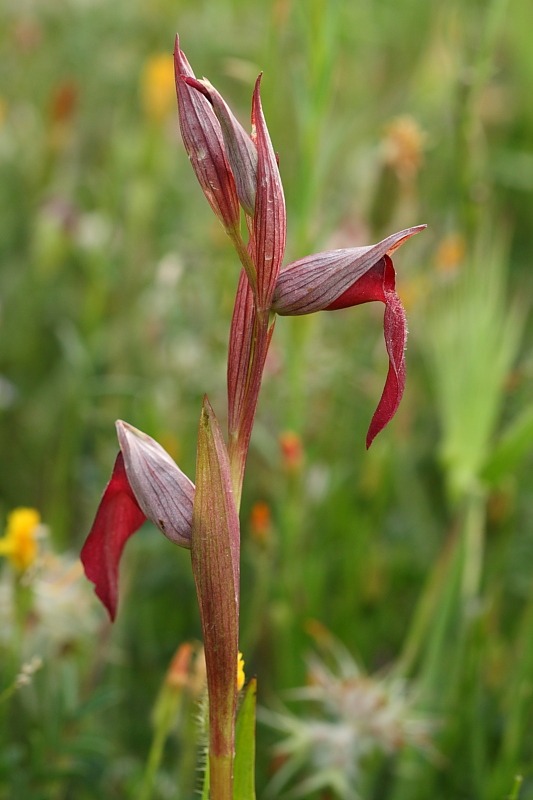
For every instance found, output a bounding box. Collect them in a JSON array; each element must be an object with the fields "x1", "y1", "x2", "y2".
[
  {"x1": 137, "y1": 725, "x2": 168, "y2": 800},
  {"x1": 209, "y1": 751, "x2": 233, "y2": 800},
  {"x1": 228, "y1": 229, "x2": 257, "y2": 298},
  {"x1": 228, "y1": 309, "x2": 274, "y2": 511}
]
